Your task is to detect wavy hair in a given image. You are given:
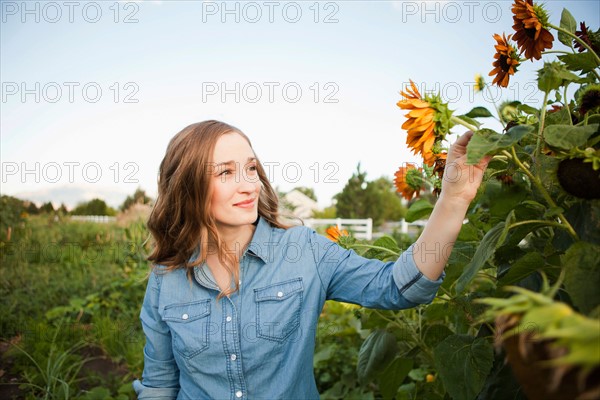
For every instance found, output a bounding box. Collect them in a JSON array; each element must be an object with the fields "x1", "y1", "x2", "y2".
[{"x1": 146, "y1": 120, "x2": 290, "y2": 297}]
